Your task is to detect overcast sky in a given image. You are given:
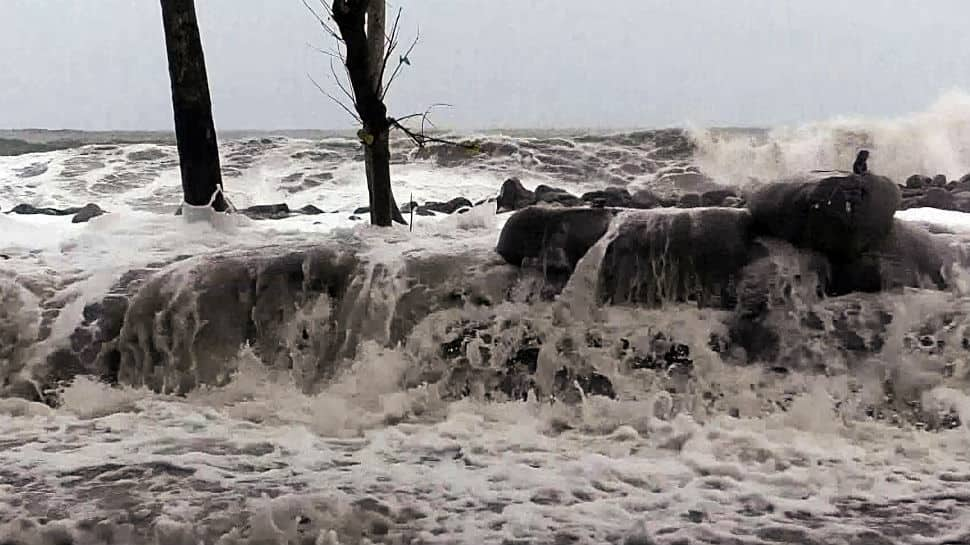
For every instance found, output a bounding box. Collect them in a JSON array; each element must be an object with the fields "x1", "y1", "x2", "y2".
[{"x1": 2, "y1": 1, "x2": 970, "y2": 131}]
